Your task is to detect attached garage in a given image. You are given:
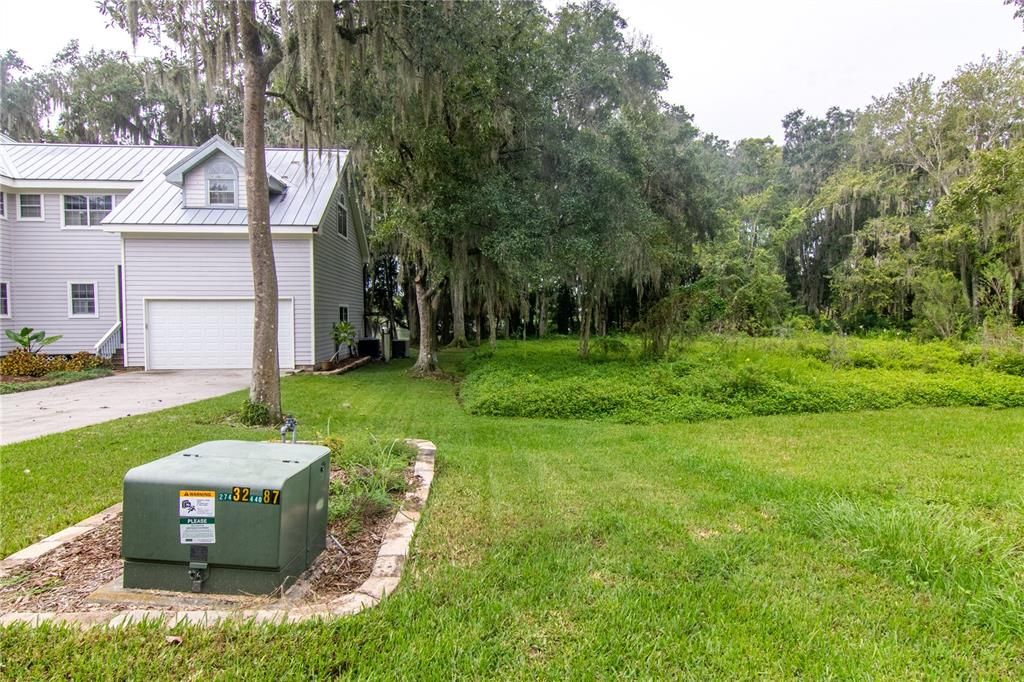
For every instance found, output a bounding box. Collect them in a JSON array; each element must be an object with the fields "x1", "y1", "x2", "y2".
[{"x1": 145, "y1": 298, "x2": 295, "y2": 370}]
